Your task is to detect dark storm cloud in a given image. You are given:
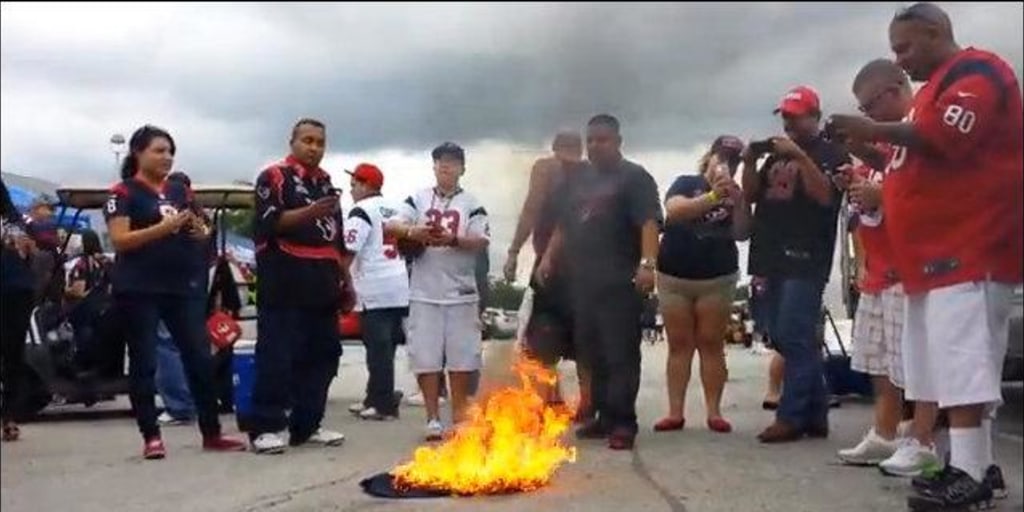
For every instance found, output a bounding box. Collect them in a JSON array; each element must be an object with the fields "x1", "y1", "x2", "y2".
[{"x1": 1, "y1": 2, "x2": 1021, "y2": 181}]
